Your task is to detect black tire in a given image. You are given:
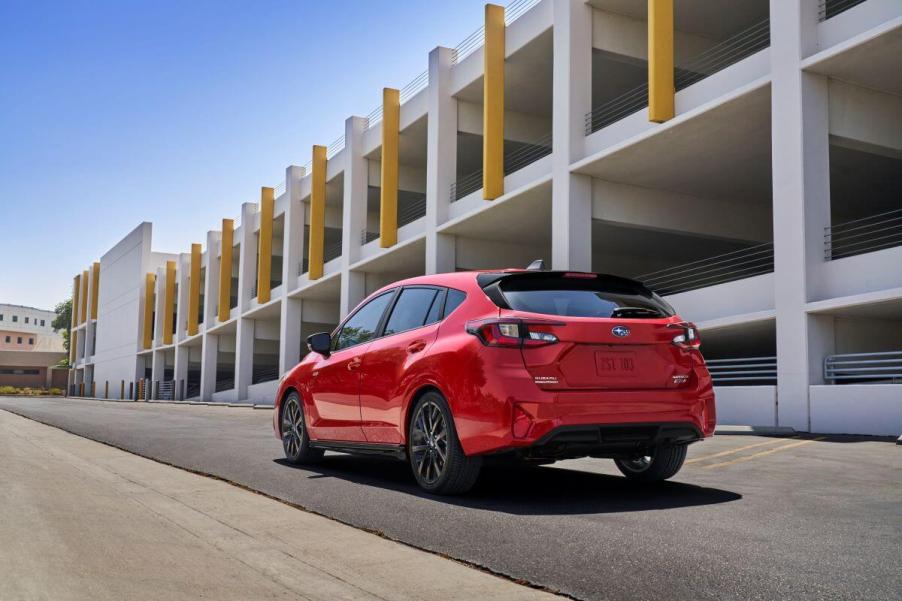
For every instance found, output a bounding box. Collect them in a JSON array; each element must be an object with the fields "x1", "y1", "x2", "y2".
[
  {"x1": 408, "y1": 391, "x2": 482, "y2": 495},
  {"x1": 614, "y1": 444, "x2": 687, "y2": 482},
  {"x1": 281, "y1": 392, "x2": 324, "y2": 464}
]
